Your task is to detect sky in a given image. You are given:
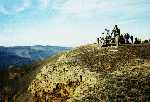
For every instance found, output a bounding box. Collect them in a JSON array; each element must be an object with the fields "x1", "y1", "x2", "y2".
[{"x1": 0, "y1": 0, "x2": 150, "y2": 47}]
